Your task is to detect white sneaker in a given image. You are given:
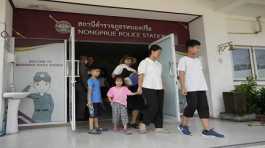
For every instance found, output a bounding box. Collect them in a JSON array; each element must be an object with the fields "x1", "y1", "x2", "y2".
[{"x1": 138, "y1": 123, "x2": 147, "y2": 134}]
